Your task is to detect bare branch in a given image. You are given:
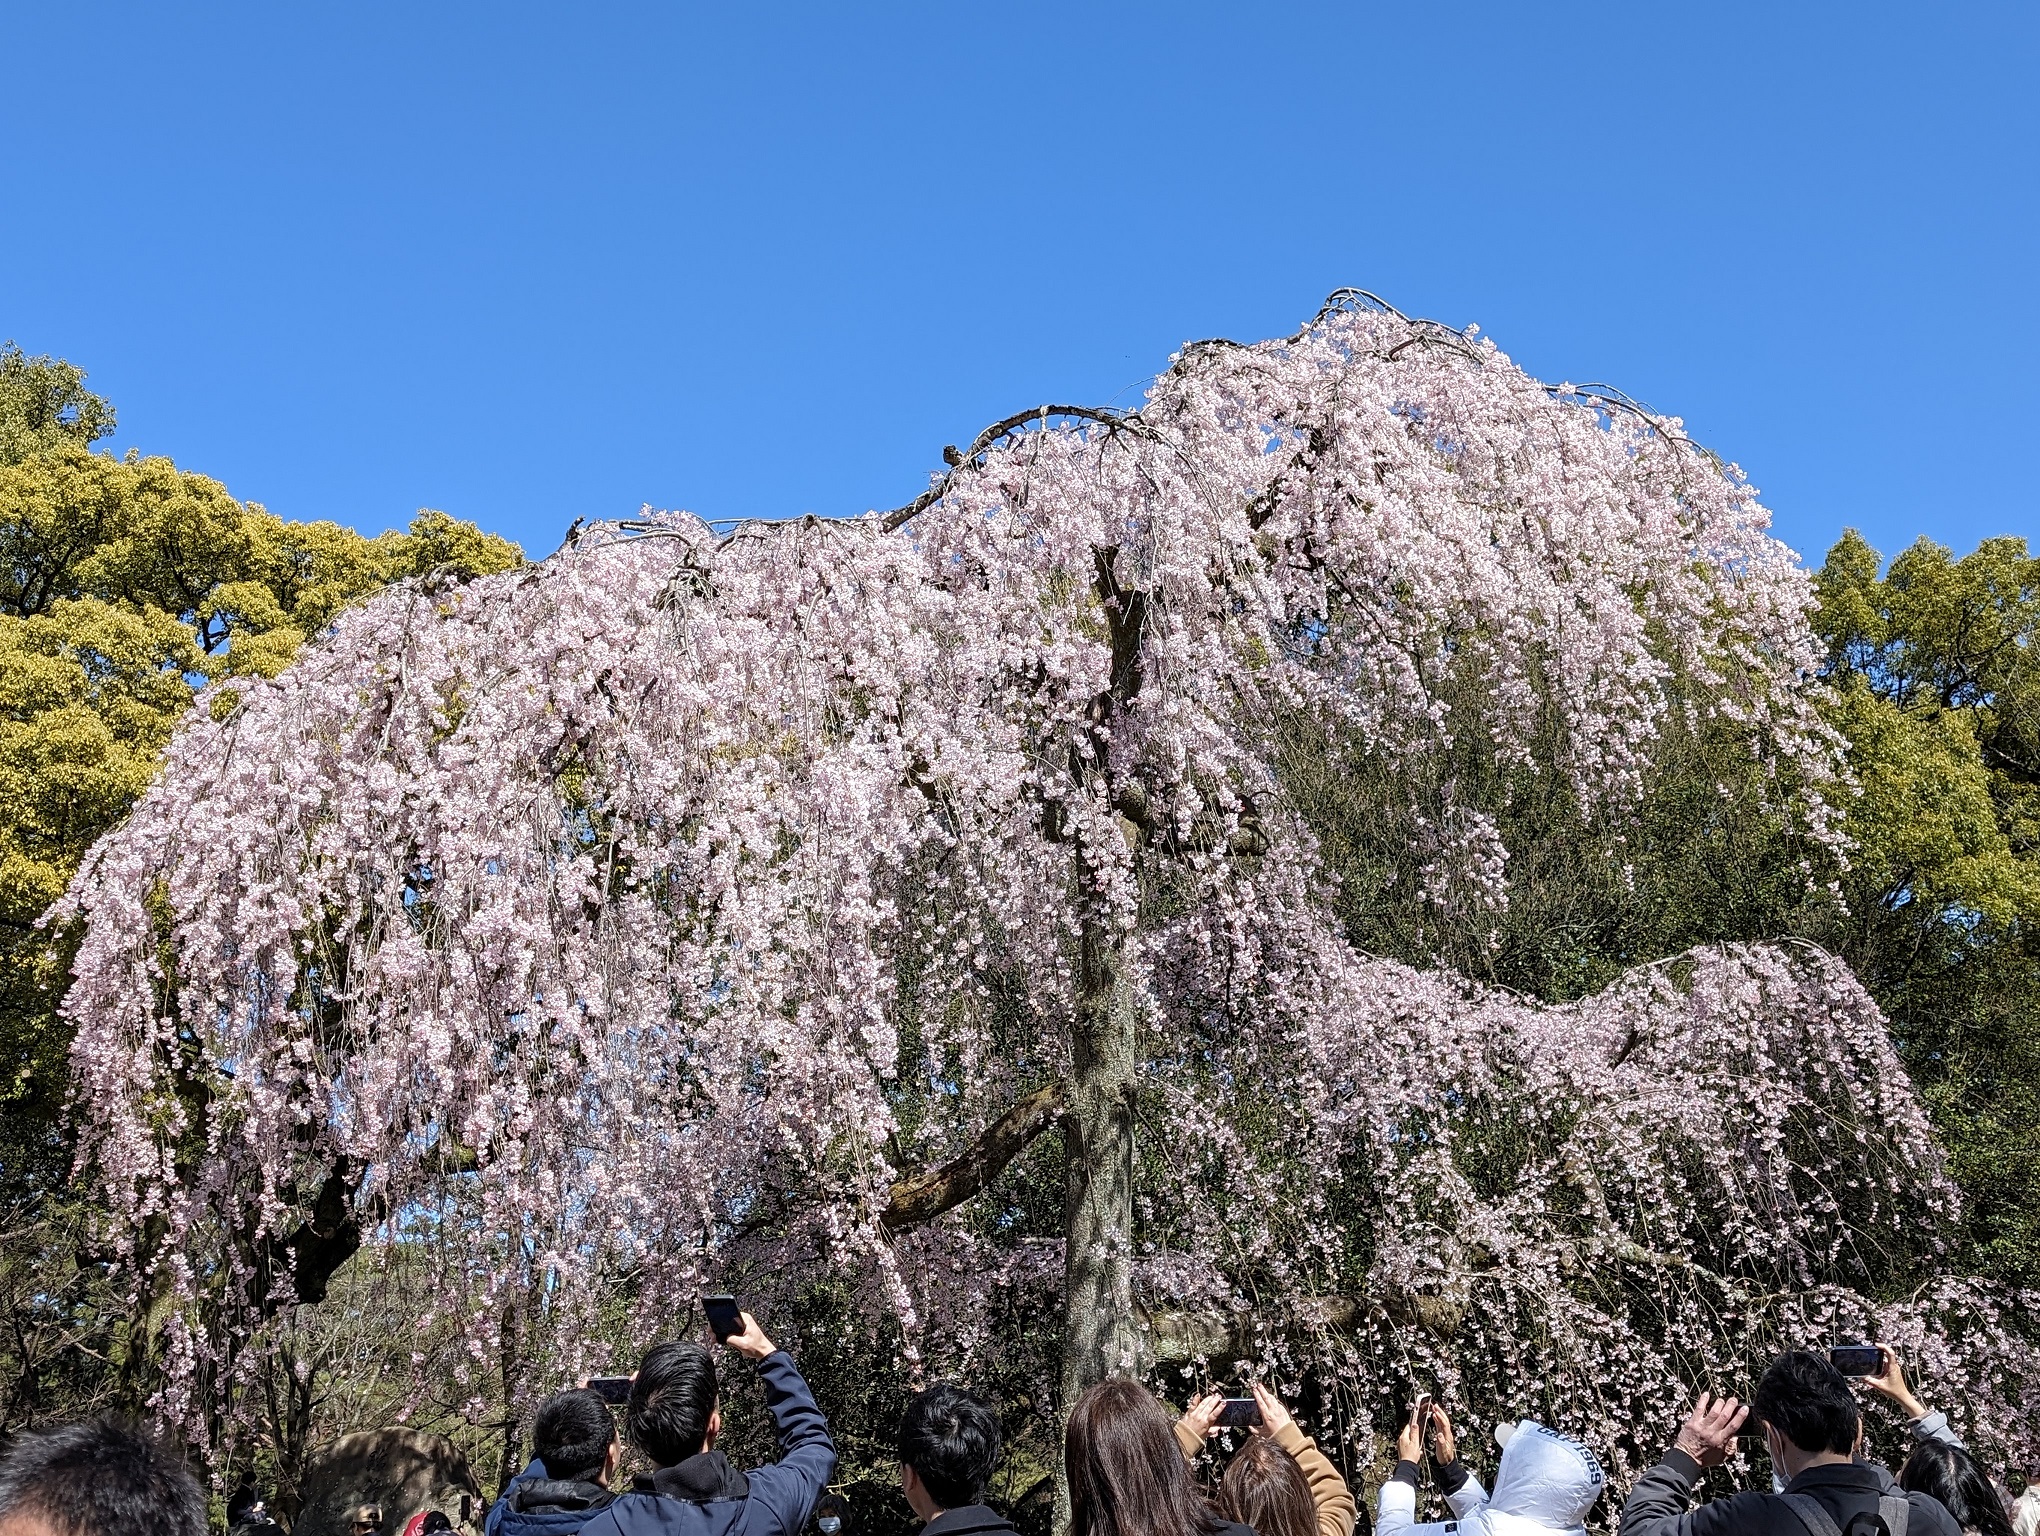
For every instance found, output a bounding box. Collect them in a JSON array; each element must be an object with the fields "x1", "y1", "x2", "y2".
[
  {"x1": 881, "y1": 406, "x2": 1140, "y2": 531},
  {"x1": 882, "y1": 1083, "x2": 1065, "y2": 1232}
]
